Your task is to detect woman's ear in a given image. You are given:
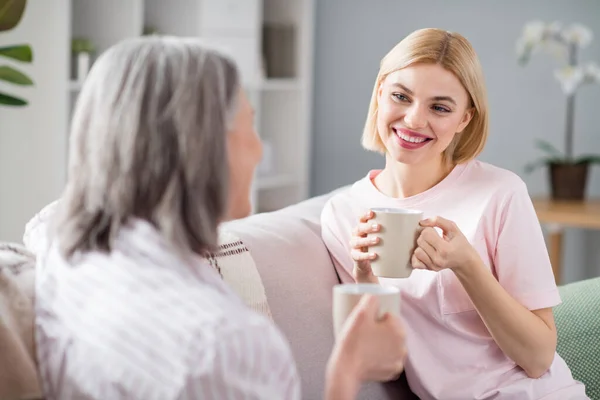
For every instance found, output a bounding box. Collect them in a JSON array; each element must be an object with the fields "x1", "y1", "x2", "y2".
[
  {"x1": 377, "y1": 74, "x2": 390, "y2": 102},
  {"x1": 457, "y1": 107, "x2": 475, "y2": 133}
]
